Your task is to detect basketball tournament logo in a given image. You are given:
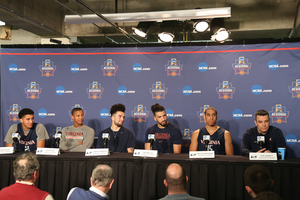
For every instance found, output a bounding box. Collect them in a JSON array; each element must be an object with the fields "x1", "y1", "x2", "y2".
[
  {"x1": 150, "y1": 81, "x2": 168, "y2": 99},
  {"x1": 197, "y1": 105, "x2": 209, "y2": 123},
  {"x1": 86, "y1": 81, "x2": 104, "y2": 99},
  {"x1": 216, "y1": 81, "x2": 235, "y2": 99},
  {"x1": 269, "y1": 104, "x2": 289, "y2": 124},
  {"x1": 7, "y1": 104, "x2": 21, "y2": 121},
  {"x1": 101, "y1": 59, "x2": 118, "y2": 76},
  {"x1": 25, "y1": 82, "x2": 42, "y2": 99},
  {"x1": 39, "y1": 59, "x2": 56, "y2": 77},
  {"x1": 69, "y1": 104, "x2": 86, "y2": 121},
  {"x1": 232, "y1": 57, "x2": 251, "y2": 75},
  {"x1": 288, "y1": 79, "x2": 300, "y2": 98},
  {"x1": 131, "y1": 105, "x2": 149, "y2": 123},
  {"x1": 165, "y1": 58, "x2": 183, "y2": 76}
]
